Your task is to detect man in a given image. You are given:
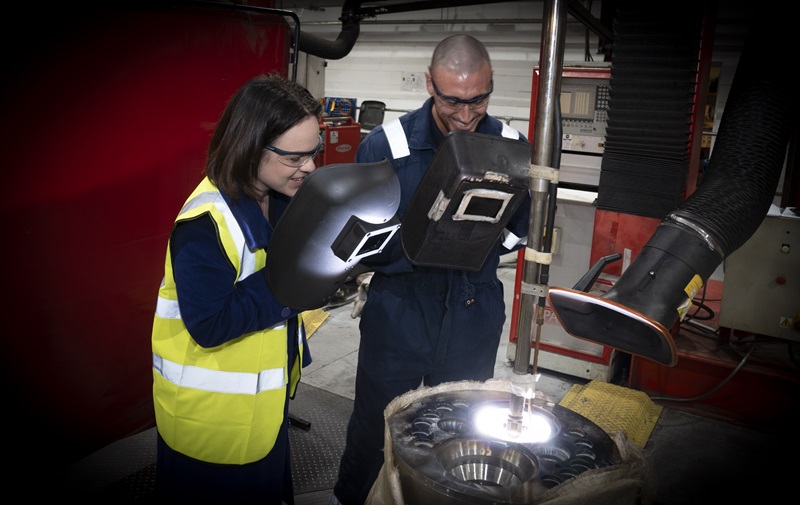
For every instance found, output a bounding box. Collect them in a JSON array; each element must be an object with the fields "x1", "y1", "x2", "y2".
[{"x1": 330, "y1": 34, "x2": 530, "y2": 505}]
